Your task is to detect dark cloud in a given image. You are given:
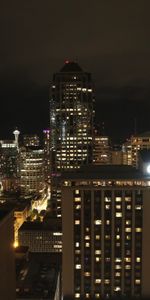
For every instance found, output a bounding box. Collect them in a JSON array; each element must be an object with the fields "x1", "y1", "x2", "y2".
[{"x1": 0, "y1": 0, "x2": 150, "y2": 140}]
